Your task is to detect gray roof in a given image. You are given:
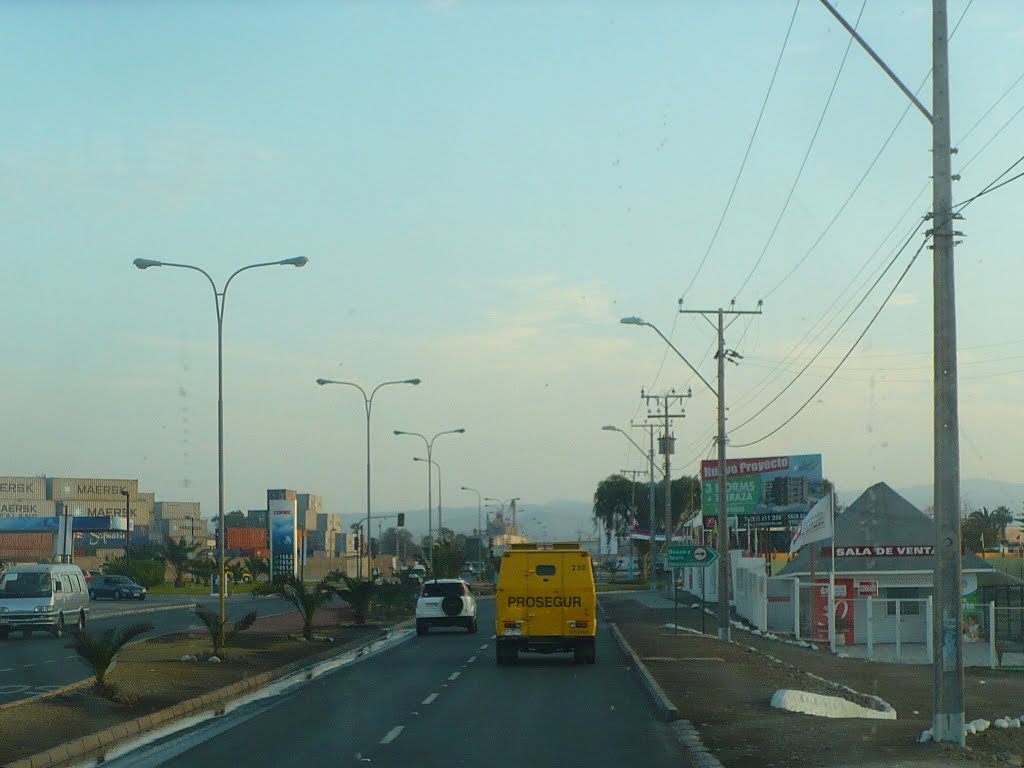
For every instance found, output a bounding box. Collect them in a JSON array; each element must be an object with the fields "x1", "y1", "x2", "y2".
[{"x1": 776, "y1": 482, "x2": 992, "y2": 576}]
